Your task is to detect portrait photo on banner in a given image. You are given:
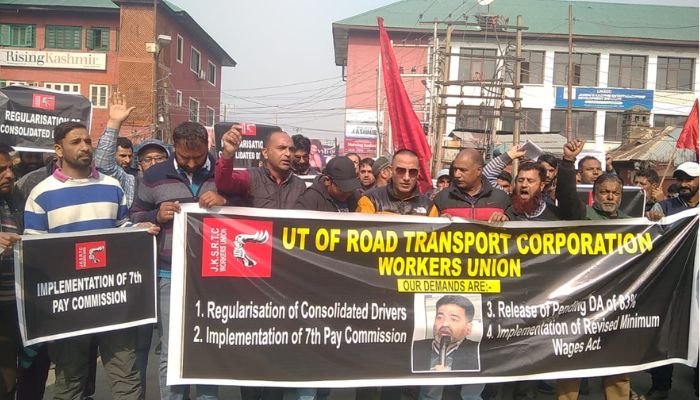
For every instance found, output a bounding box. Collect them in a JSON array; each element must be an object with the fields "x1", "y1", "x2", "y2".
[{"x1": 411, "y1": 293, "x2": 483, "y2": 373}]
